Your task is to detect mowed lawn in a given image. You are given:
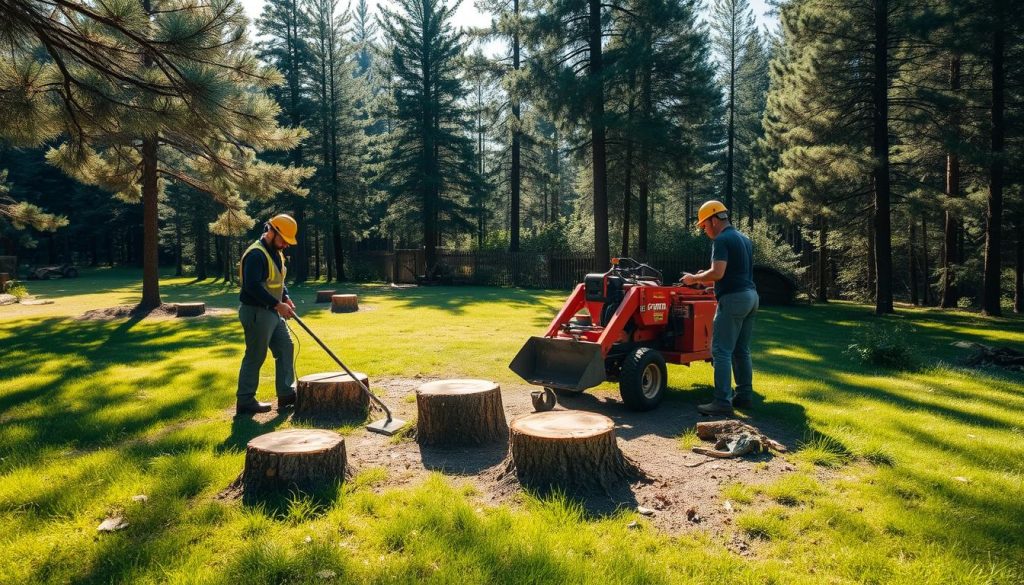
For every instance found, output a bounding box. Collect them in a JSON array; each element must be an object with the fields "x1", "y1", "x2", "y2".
[{"x1": 1, "y1": 269, "x2": 1022, "y2": 584}]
